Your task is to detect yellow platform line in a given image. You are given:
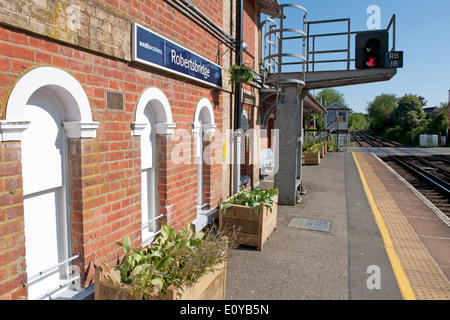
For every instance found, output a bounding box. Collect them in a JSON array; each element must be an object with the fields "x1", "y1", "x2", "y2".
[{"x1": 353, "y1": 152, "x2": 416, "y2": 300}]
